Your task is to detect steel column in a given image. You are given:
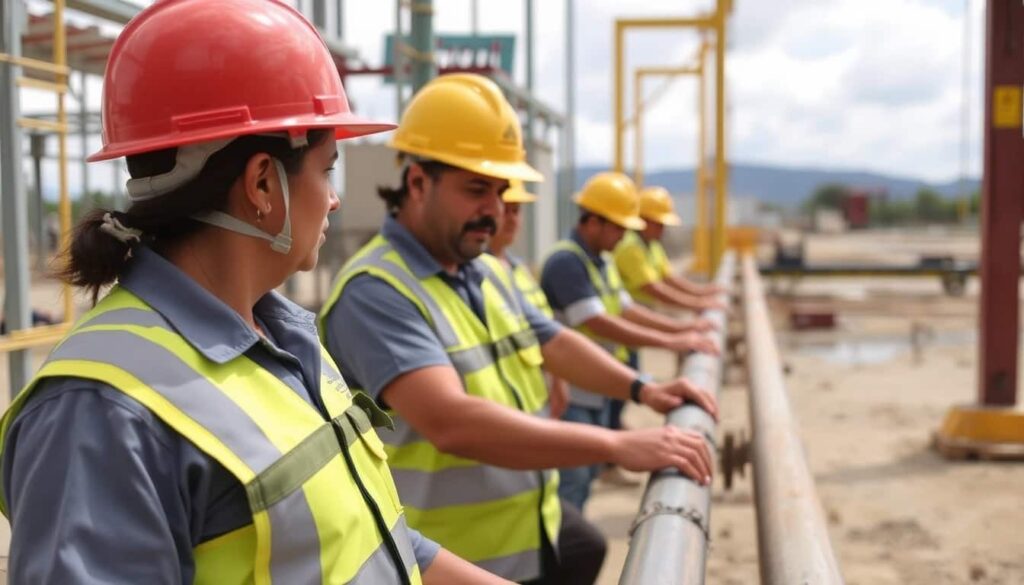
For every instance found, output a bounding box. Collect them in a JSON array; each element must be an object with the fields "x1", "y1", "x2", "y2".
[
  {"x1": 619, "y1": 252, "x2": 734, "y2": 585},
  {"x1": 561, "y1": 0, "x2": 576, "y2": 236},
  {"x1": 742, "y1": 254, "x2": 844, "y2": 585},
  {"x1": 977, "y1": 0, "x2": 1024, "y2": 406},
  {"x1": 409, "y1": 0, "x2": 435, "y2": 93},
  {"x1": 1, "y1": 0, "x2": 34, "y2": 392}
]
